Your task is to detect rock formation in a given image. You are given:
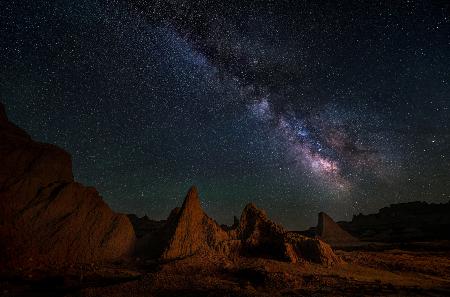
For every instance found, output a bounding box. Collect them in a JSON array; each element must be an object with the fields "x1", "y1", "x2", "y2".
[
  {"x1": 338, "y1": 201, "x2": 450, "y2": 242},
  {"x1": 316, "y1": 212, "x2": 359, "y2": 245},
  {"x1": 0, "y1": 103, "x2": 135, "y2": 273},
  {"x1": 160, "y1": 186, "x2": 230, "y2": 260},
  {"x1": 0, "y1": 101, "x2": 340, "y2": 274},
  {"x1": 235, "y1": 204, "x2": 340, "y2": 265},
  {"x1": 134, "y1": 187, "x2": 340, "y2": 265}
]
